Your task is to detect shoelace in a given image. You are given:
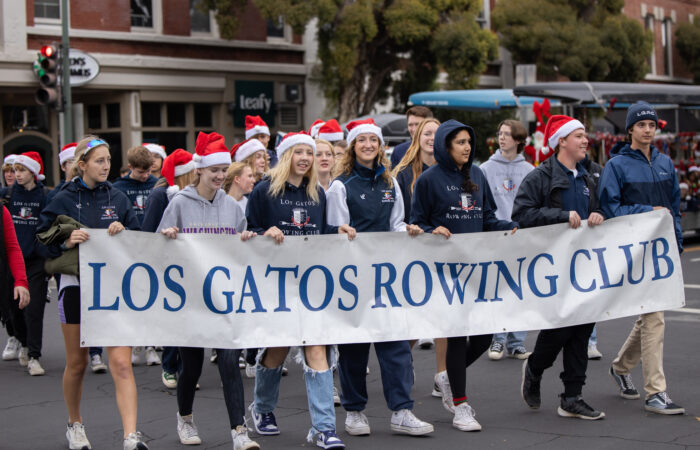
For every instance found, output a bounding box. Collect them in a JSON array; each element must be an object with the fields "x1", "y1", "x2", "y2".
[
  {"x1": 456, "y1": 404, "x2": 477, "y2": 420},
  {"x1": 320, "y1": 430, "x2": 341, "y2": 443},
  {"x1": 657, "y1": 392, "x2": 672, "y2": 404},
  {"x1": 492, "y1": 343, "x2": 504, "y2": 352},
  {"x1": 620, "y1": 373, "x2": 635, "y2": 389},
  {"x1": 69, "y1": 423, "x2": 89, "y2": 443},
  {"x1": 349, "y1": 412, "x2": 368, "y2": 425},
  {"x1": 180, "y1": 421, "x2": 199, "y2": 439},
  {"x1": 234, "y1": 427, "x2": 252, "y2": 442}
]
